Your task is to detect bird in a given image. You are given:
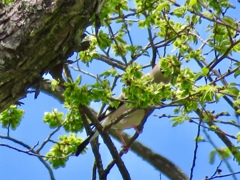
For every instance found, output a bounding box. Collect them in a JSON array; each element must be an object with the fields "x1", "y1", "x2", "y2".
[{"x1": 75, "y1": 63, "x2": 172, "y2": 156}]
